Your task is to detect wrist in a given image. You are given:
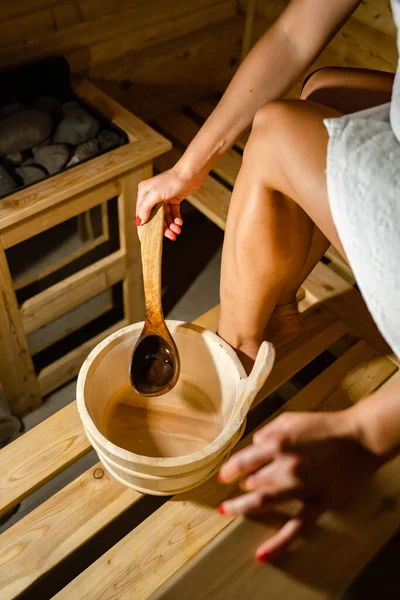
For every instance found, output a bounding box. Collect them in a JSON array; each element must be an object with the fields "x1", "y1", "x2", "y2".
[{"x1": 348, "y1": 401, "x2": 397, "y2": 460}]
